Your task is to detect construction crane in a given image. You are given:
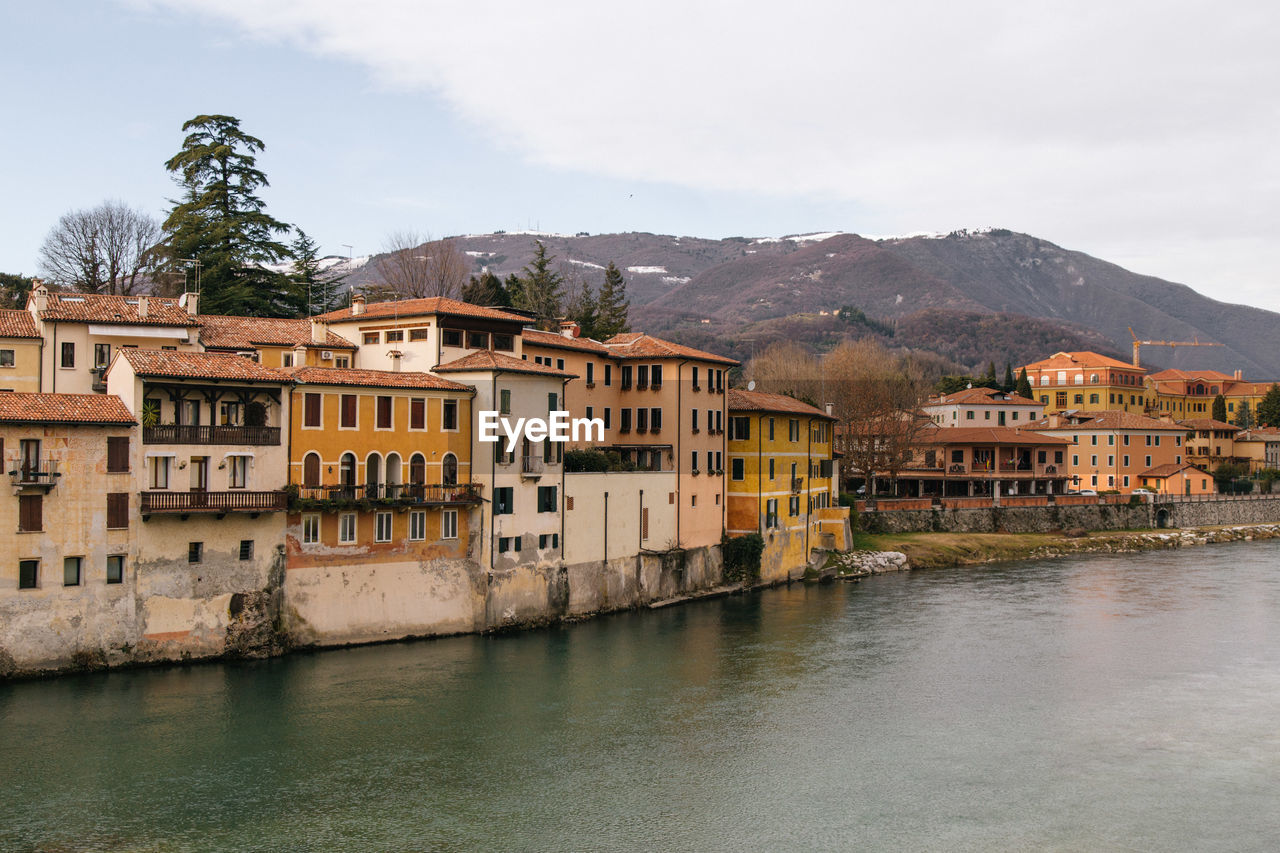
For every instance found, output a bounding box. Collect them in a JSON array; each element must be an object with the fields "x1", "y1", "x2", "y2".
[{"x1": 1128, "y1": 327, "x2": 1223, "y2": 368}]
